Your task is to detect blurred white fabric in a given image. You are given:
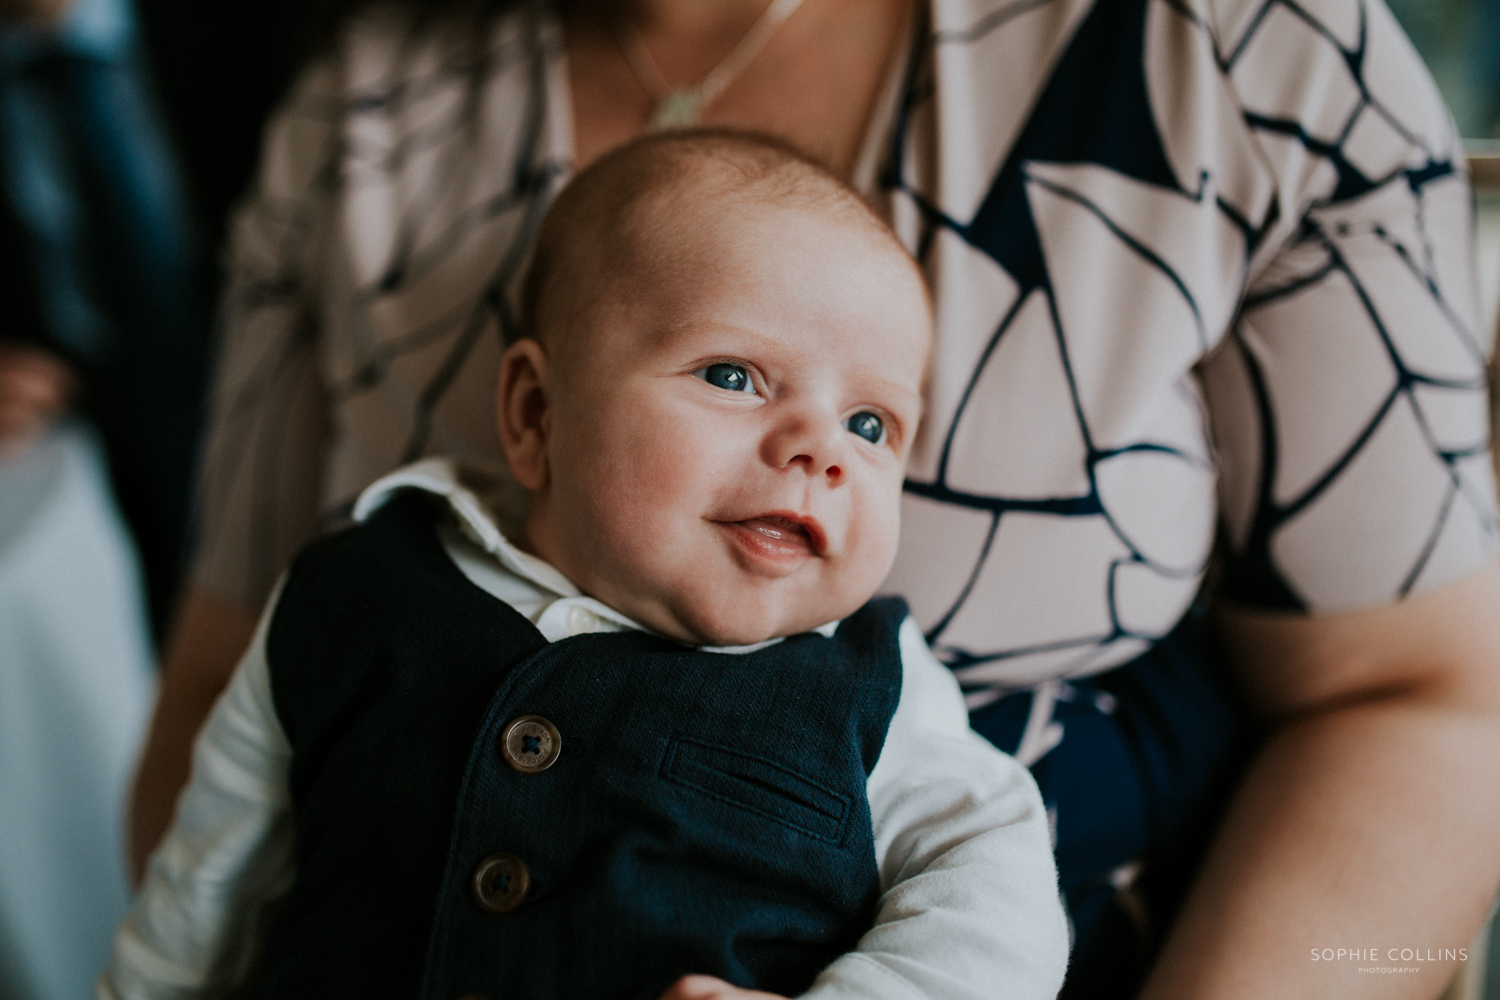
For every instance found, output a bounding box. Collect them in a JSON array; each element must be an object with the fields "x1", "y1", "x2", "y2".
[{"x1": 0, "y1": 423, "x2": 153, "y2": 999}]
